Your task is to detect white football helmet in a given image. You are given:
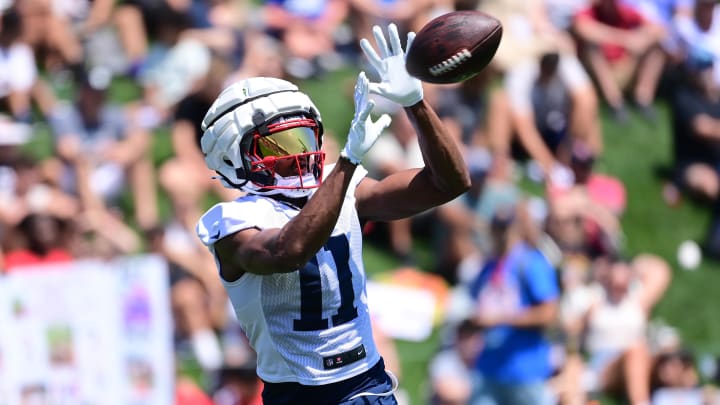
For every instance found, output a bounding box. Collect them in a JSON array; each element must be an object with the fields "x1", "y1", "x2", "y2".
[{"x1": 201, "y1": 77, "x2": 325, "y2": 198}]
